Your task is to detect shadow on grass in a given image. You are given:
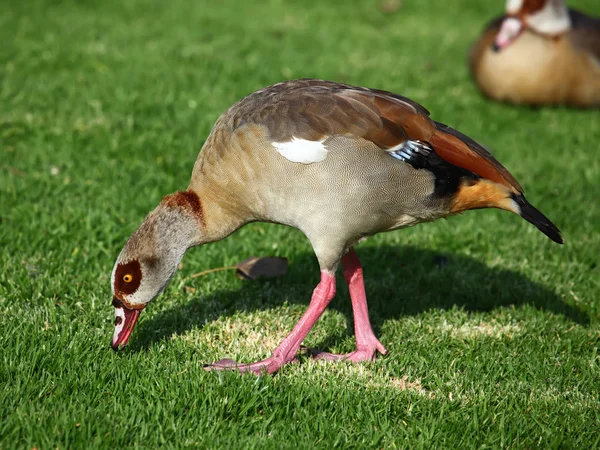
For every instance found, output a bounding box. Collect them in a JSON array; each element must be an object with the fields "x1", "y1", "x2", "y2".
[{"x1": 128, "y1": 245, "x2": 588, "y2": 353}]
